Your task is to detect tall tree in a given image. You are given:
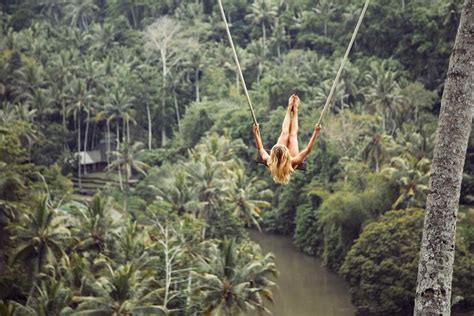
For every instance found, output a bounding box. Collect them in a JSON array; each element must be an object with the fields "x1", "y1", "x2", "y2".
[
  {"x1": 12, "y1": 194, "x2": 70, "y2": 305},
  {"x1": 107, "y1": 141, "x2": 148, "y2": 211},
  {"x1": 144, "y1": 17, "x2": 194, "y2": 147},
  {"x1": 194, "y1": 239, "x2": 277, "y2": 315},
  {"x1": 245, "y1": 0, "x2": 278, "y2": 50},
  {"x1": 66, "y1": 79, "x2": 93, "y2": 189},
  {"x1": 313, "y1": 0, "x2": 336, "y2": 37},
  {"x1": 65, "y1": 0, "x2": 98, "y2": 30},
  {"x1": 364, "y1": 60, "x2": 404, "y2": 133},
  {"x1": 414, "y1": 1, "x2": 473, "y2": 314}
]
